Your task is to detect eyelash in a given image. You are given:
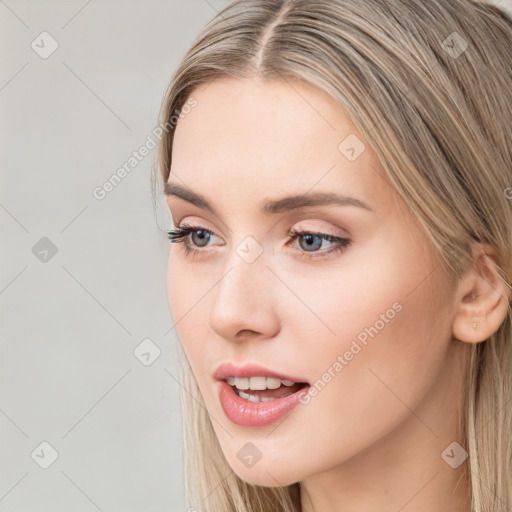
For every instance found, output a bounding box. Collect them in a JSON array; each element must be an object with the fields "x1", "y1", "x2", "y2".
[{"x1": 167, "y1": 223, "x2": 351, "y2": 261}]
